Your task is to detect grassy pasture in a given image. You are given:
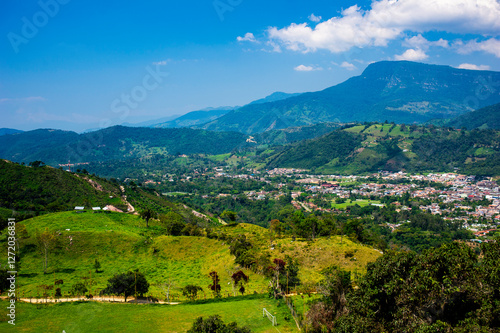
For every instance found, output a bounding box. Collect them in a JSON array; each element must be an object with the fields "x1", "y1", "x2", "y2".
[{"x1": 0, "y1": 294, "x2": 298, "y2": 332}]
